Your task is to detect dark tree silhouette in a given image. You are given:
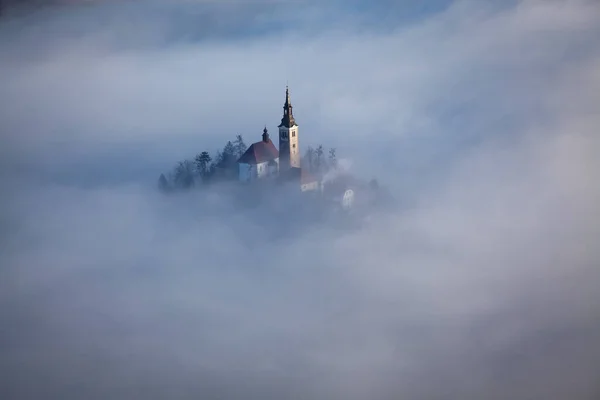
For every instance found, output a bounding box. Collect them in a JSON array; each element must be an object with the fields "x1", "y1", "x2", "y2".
[
  {"x1": 328, "y1": 148, "x2": 337, "y2": 169},
  {"x1": 157, "y1": 173, "x2": 169, "y2": 192},
  {"x1": 158, "y1": 132, "x2": 348, "y2": 194},
  {"x1": 173, "y1": 160, "x2": 195, "y2": 189},
  {"x1": 213, "y1": 150, "x2": 223, "y2": 166},
  {"x1": 369, "y1": 178, "x2": 379, "y2": 190},
  {"x1": 215, "y1": 141, "x2": 238, "y2": 180},
  {"x1": 303, "y1": 146, "x2": 315, "y2": 172},
  {"x1": 194, "y1": 151, "x2": 212, "y2": 181},
  {"x1": 315, "y1": 145, "x2": 324, "y2": 172},
  {"x1": 234, "y1": 134, "x2": 247, "y2": 158},
  {"x1": 221, "y1": 142, "x2": 237, "y2": 166}
]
